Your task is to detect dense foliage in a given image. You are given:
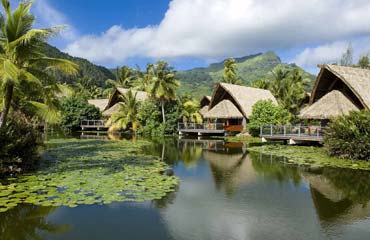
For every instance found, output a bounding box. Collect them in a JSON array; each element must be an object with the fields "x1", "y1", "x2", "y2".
[
  {"x1": 223, "y1": 58, "x2": 241, "y2": 84},
  {"x1": 324, "y1": 111, "x2": 370, "y2": 161},
  {"x1": 60, "y1": 96, "x2": 101, "y2": 132},
  {"x1": 0, "y1": 113, "x2": 39, "y2": 164},
  {"x1": 137, "y1": 99, "x2": 182, "y2": 136},
  {"x1": 248, "y1": 100, "x2": 290, "y2": 137},
  {"x1": 40, "y1": 43, "x2": 115, "y2": 87}
]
